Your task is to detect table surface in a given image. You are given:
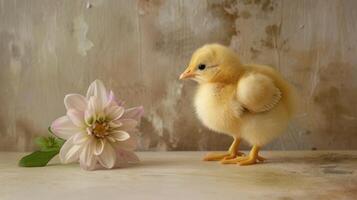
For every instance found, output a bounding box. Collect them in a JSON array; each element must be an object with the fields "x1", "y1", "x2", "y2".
[{"x1": 1, "y1": 151, "x2": 356, "y2": 200}]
